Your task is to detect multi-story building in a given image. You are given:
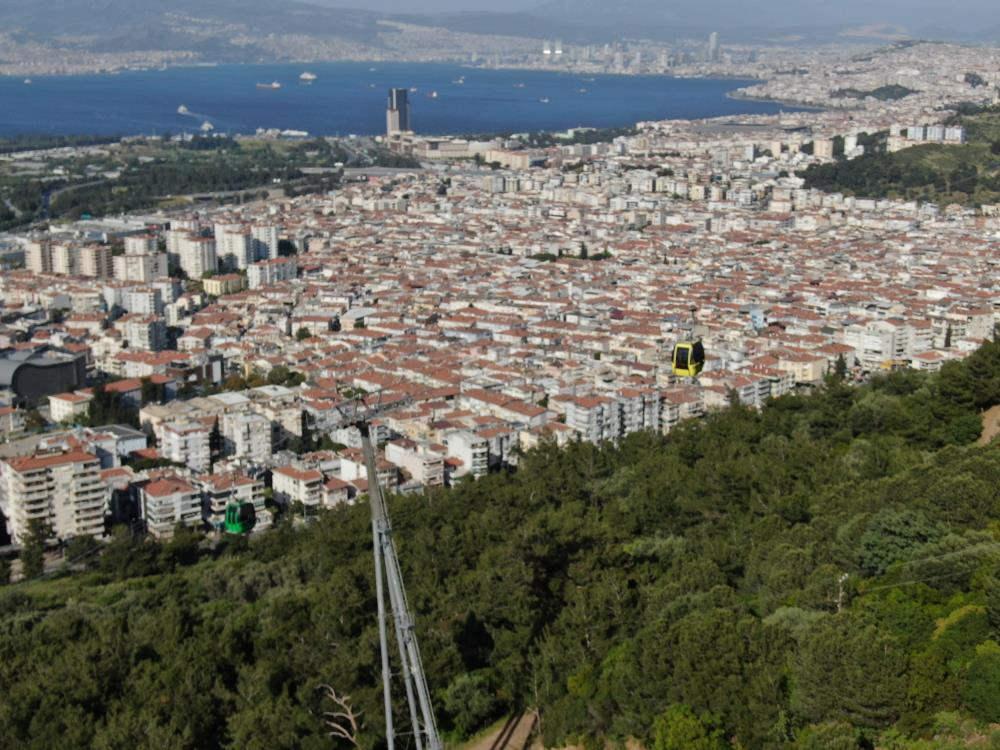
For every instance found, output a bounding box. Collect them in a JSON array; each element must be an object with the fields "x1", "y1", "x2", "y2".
[
  {"x1": 177, "y1": 235, "x2": 217, "y2": 279},
  {"x1": 251, "y1": 225, "x2": 280, "y2": 260},
  {"x1": 220, "y1": 412, "x2": 272, "y2": 465},
  {"x1": 79, "y1": 245, "x2": 114, "y2": 278},
  {"x1": 385, "y1": 438, "x2": 445, "y2": 488},
  {"x1": 566, "y1": 395, "x2": 620, "y2": 443},
  {"x1": 215, "y1": 225, "x2": 253, "y2": 271},
  {"x1": 140, "y1": 476, "x2": 202, "y2": 538},
  {"x1": 51, "y1": 244, "x2": 79, "y2": 276},
  {"x1": 113, "y1": 252, "x2": 168, "y2": 283},
  {"x1": 272, "y1": 466, "x2": 323, "y2": 509},
  {"x1": 386, "y1": 88, "x2": 411, "y2": 135},
  {"x1": 25, "y1": 240, "x2": 52, "y2": 274},
  {"x1": 247, "y1": 257, "x2": 297, "y2": 289},
  {"x1": 48, "y1": 391, "x2": 93, "y2": 423},
  {"x1": 122, "y1": 287, "x2": 163, "y2": 316},
  {"x1": 1, "y1": 448, "x2": 106, "y2": 543},
  {"x1": 123, "y1": 315, "x2": 167, "y2": 352},
  {"x1": 160, "y1": 420, "x2": 211, "y2": 473},
  {"x1": 124, "y1": 234, "x2": 158, "y2": 255},
  {"x1": 444, "y1": 430, "x2": 489, "y2": 479},
  {"x1": 197, "y1": 472, "x2": 268, "y2": 531},
  {"x1": 202, "y1": 274, "x2": 245, "y2": 296}
]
